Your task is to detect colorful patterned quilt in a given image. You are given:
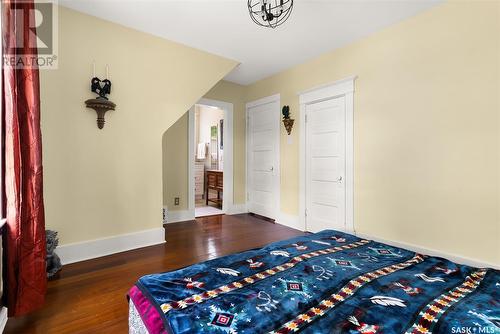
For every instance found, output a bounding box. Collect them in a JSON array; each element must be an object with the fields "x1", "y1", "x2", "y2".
[{"x1": 128, "y1": 230, "x2": 499, "y2": 334}]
